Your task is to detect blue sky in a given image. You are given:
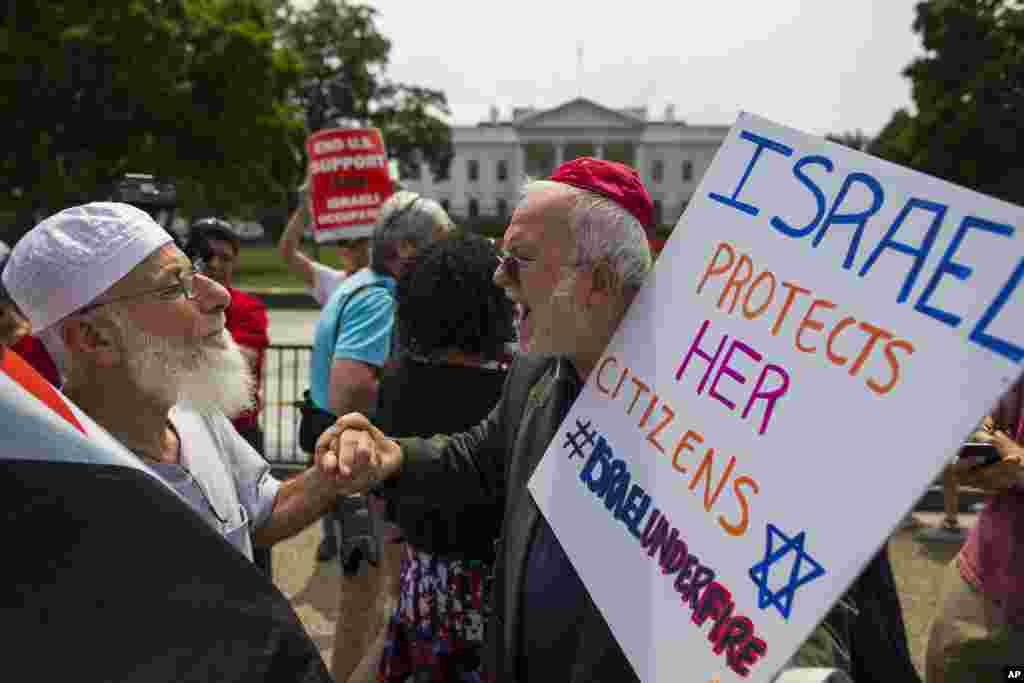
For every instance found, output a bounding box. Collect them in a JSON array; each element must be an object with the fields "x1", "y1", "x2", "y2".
[{"x1": 294, "y1": 0, "x2": 923, "y2": 137}]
